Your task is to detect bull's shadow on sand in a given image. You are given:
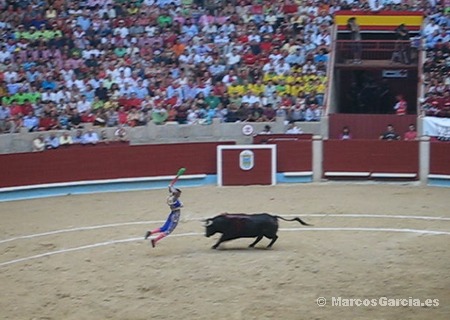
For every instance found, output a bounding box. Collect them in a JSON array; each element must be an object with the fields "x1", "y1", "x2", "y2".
[{"x1": 207, "y1": 245, "x2": 276, "y2": 251}]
